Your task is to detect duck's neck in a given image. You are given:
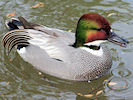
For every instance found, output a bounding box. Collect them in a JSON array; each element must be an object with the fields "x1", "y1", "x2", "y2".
[
  {"x1": 73, "y1": 42, "x2": 100, "y2": 50},
  {"x1": 73, "y1": 41, "x2": 83, "y2": 48},
  {"x1": 73, "y1": 39, "x2": 106, "y2": 50}
]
